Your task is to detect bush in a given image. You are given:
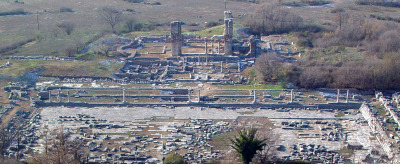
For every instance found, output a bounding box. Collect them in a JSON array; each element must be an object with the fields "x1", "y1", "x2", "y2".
[
  {"x1": 0, "y1": 9, "x2": 28, "y2": 16},
  {"x1": 125, "y1": 9, "x2": 135, "y2": 13},
  {"x1": 0, "y1": 38, "x2": 35, "y2": 54},
  {"x1": 205, "y1": 22, "x2": 219, "y2": 28},
  {"x1": 60, "y1": 7, "x2": 73, "y2": 12},
  {"x1": 164, "y1": 153, "x2": 185, "y2": 164},
  {"x1": 356, "y1": 0, "x2": 400, "y2": 8},
  {"x1": 123, "y1": 0, "x2": 145, "y2": 3},
  {"x1": 297, "y1": 38, "x2": 313, "y2": 48}
]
